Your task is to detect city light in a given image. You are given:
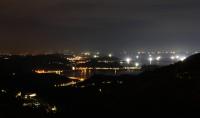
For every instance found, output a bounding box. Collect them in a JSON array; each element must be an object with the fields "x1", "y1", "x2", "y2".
[
  {"x1": 108, "y1": 53, "x2": 112, "y2": 58},
  {"x1": 126, "y1": 57, "x2": 132, "y2": 64},
  {"x1": 135, "y1": 62, "x2": 140, "y2": 67},
  {"x1": 55, "y1": 81, "x2": 77, "y2": 87},
  {"x1": 171, "y1": 56, "x2": 175, "y2": 60},
  {"x1": 156, "y1": 56, "x2": 161, "y2": 61},
  {"x1": 148, "y1": 57, "x2": 153, "y2": 65},
  {"x1": 180, "y1": 56, "x2": 187, "y2": 61},
  {"x1": 16, "y1": 91, "x2": 22, "y2": 98},
  {"x1": 99, "y1": 88, "x2": 102, "y2": 93},
  {"x1": 51, "y1": 106, "x2": 57, "y2": 112},
  {"x1": 84, "y1": 52, "x2": 90, "y2": 56},
  {"x1": 93, "y1": 55, "x2": 98, "y2": 58},
  {"x1": 35, "y1": 70, "x2": 63, "y2": 75},
  {"x1": 29, "y1": 93, "x2": 37, "y2": 97},
  {"x1": 1, "y1": 89, "x2": 6, "y2": 93},
  {"x1": 3, "y1": 3, "x2": 200, "y2": 114},
  {"x1": 67, "y1": 56, "x2": 82, "y2": 62},
  {"x1": 176, "y1": 55, "x2": 180, "y2": 59}
]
